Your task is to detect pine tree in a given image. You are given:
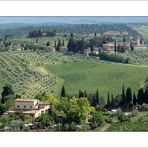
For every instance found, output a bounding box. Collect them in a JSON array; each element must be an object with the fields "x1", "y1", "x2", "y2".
[{"x1": 61, "y1": 86, "x2": 66, "y2": 98}]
